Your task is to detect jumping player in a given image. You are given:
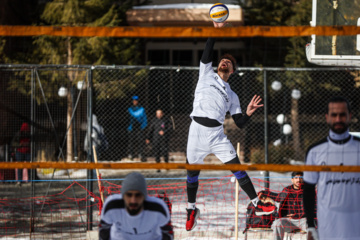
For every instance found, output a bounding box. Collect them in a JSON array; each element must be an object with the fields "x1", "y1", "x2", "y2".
[
  {"x1": 185, "y1": 21, "x2": 274, "y2": 231},
  {"x1": 303, "y1": 96, "x2": 360, "y2": 240}
]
